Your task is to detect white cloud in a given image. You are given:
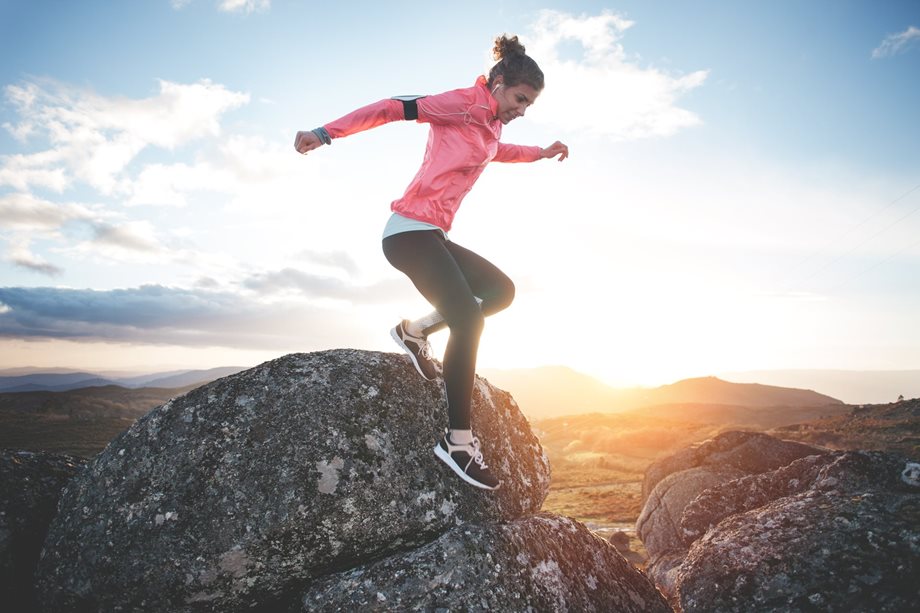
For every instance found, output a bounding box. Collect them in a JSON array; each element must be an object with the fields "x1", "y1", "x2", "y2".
[
  {"x1": 123, "y1": 133, "x2": 302, "y2": 206},
  {"x1": 0, "y1": 192, "x2": 175, "y2": 269},
  {"x1": 872, "y1": 26, "x2": 920, "y2": 59},
  {"x1": 169, "y1": 0, "x2": 269, "y2": 13},
  {"x1": 524, "y1": 10, "x2": 708, "y2": 140},
  {"x1": 0, "y1": 192, "x2": 97, "y2": 230},
  {"x1": 219, "y1": 0, "x2": 270, "y2": 14},
  {"x1": 91, "y1": 221, "x2": 162, "y2": 253},
  {"x1": 242, "y1": 267, "x2": 405, "y2": 302},
  {"x1": 7, "y1": 237, "x2": 63, "y2": 276},
  {"x1": 127, "y1": 161, "x2": 234, "y2": 207},
  {"x1": 1, "y1": 79, "x2": 249, "y2": 195},
  {"x1": 0, "y1": 151, "x2": 70, "y2": 192}
]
